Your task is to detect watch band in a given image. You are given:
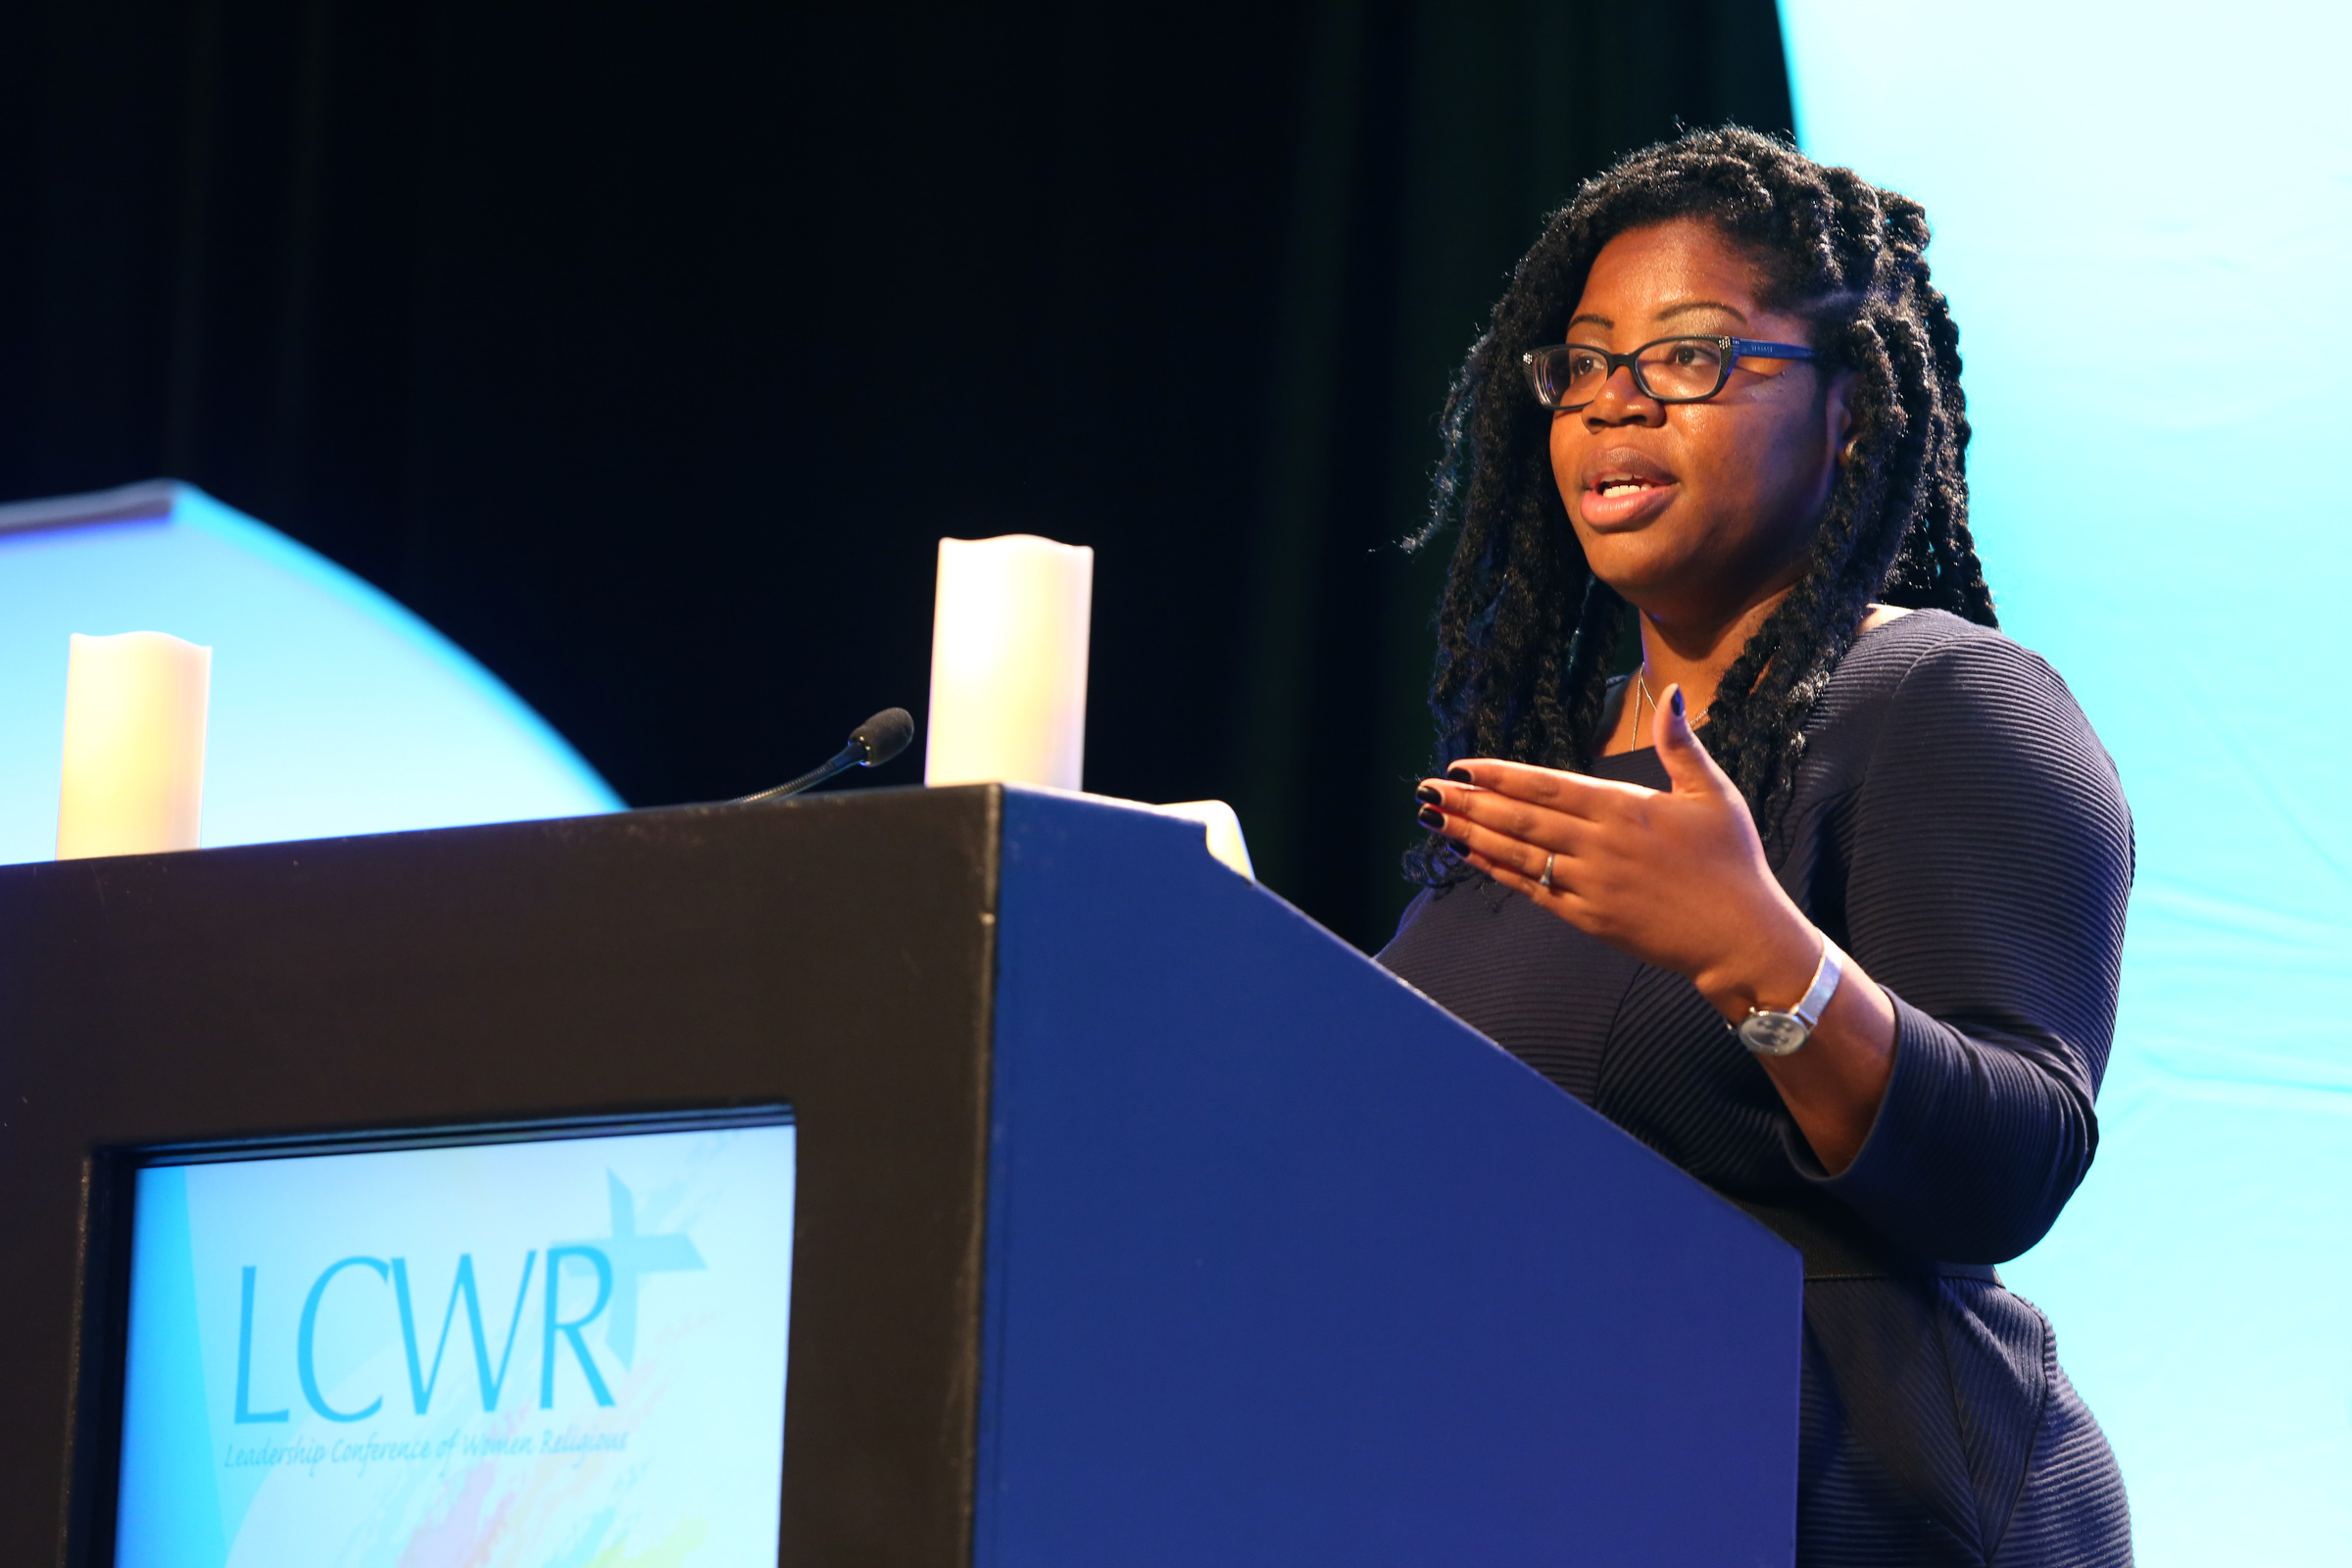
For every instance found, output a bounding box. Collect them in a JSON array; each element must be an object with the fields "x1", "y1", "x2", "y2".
[
  {"x1": 1736, "y1": 938, "x2": 1843, "y2": 1057},
  {"x1": 1788, "y1": 939, "x2": 1843, "y2": 1030}
]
